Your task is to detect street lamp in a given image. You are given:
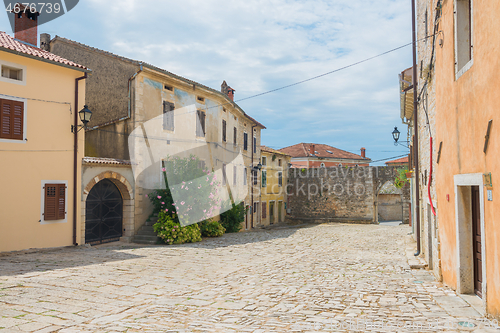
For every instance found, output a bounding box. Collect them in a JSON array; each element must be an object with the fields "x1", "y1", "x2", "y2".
[
  {"x1": 392, "y1": 126, "x2": 410, "y2": 149},
  {"x1": 72, "y1": 105, "x2": 93, "y2": 132},
  {"x1": 392, "y1": 127, "x2": 400, "y2": 143}
]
